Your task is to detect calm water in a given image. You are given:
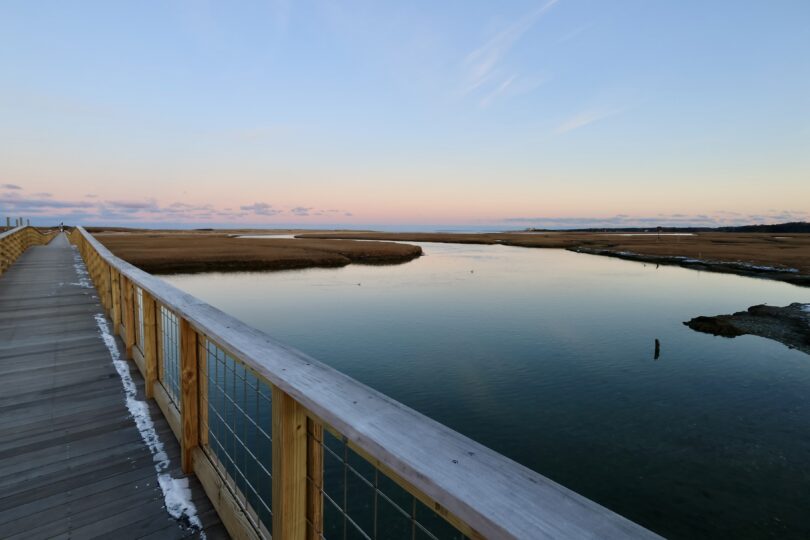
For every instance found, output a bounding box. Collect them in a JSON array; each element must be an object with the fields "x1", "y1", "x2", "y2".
[{"x1": 165, "y1": 243, "x2": 810, "y2": 538}]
